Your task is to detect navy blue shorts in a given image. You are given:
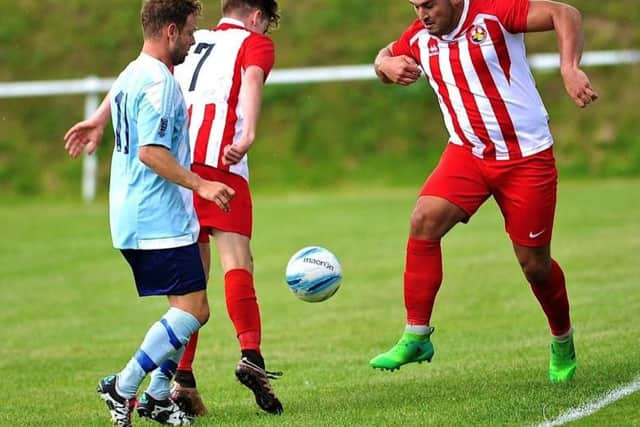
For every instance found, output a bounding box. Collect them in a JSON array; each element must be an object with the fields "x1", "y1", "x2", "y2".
[{"x1": 121, "y1": 243, "x2": 206, "y2": 297}]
